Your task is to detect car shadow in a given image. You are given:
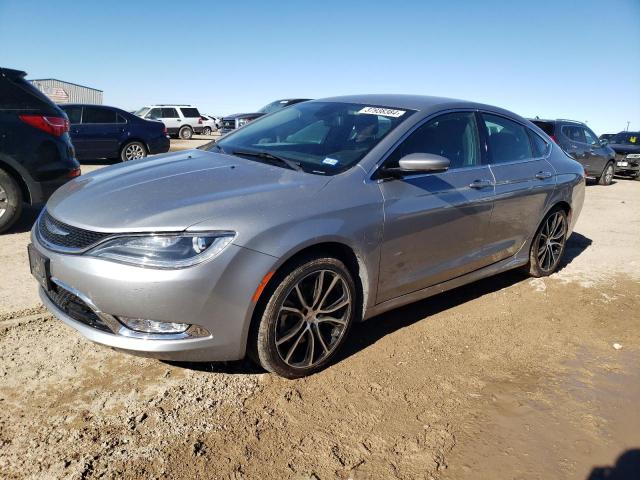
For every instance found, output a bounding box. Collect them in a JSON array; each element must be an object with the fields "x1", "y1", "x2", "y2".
[
  {"x1": 587, "y1": 449, "x2": 640, "y2": 480},
  {"x1": 169, "y1": 231, "x2": 593, "y2": 376},
  {"x1": 6, "y1": 205, "x2": 42, "y2": 234}
]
